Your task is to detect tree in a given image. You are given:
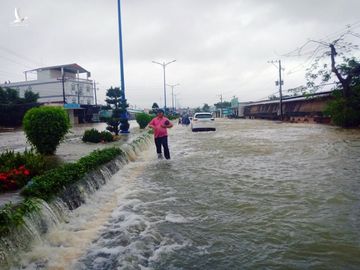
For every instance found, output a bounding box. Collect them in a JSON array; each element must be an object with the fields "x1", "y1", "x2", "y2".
[
  {"x1": 306, "y1": 40, "x2": 360, "y2": 127},
  {"x1": 150, "y1": 102, "x2": 159, "y2": 114},
  {"x1": 0, "y1": 87, "x2": 40, "y2": 127},
  {"x1": 24, "y1": 90, "x2": 39, "y2": 103},
  {"x1": 152, "y1": 102, "x2": 159, "y2": 109},
  {"x1": 214, "y1": 101, "x2": 231, "y2": 109},
  {"x1": 0, "y1": 88, "x2": 20, "y2": 104},
  {"x1": 285, "y1": 28, "x2": 360, "y2": 127},
  {"x1": 105, "y1": 87, "x2": 129, "y2": 135},
  {"x1": 194, "y1": 107, "x2": 201, "y2": 113},
  {"x1": 0, "y1": 87, "x2": 39, "y2": 104},
  {"x1": 268, "y1": 94, "x2": 278, "y2": 100},
  {"x1": 202, "y1": 103, "x2": 210, "y2": 112}
]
